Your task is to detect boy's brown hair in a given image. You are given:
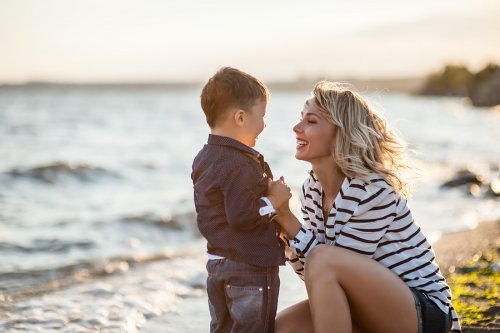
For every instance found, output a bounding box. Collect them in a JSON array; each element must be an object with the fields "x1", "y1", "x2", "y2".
[{"x1": 200, "y1": 67, "x2": 270, "y2": 128}]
